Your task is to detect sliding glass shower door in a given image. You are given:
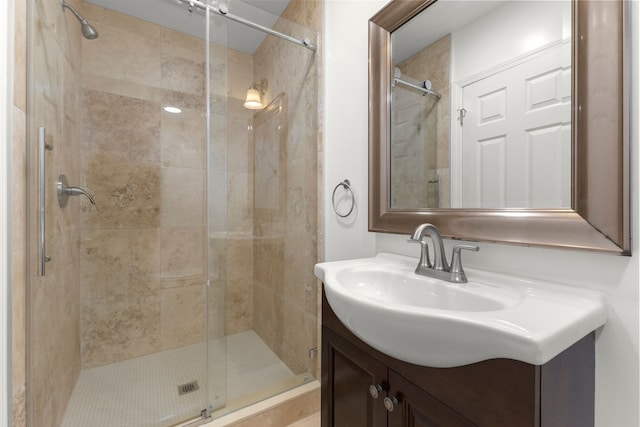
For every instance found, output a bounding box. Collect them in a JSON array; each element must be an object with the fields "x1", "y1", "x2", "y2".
[
  {"x1": 26, "y1": 0, "x2": 226, "y2": 425},
  {"x1": 206, "y1": 4, "x2": 229, "y2": 417}
]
